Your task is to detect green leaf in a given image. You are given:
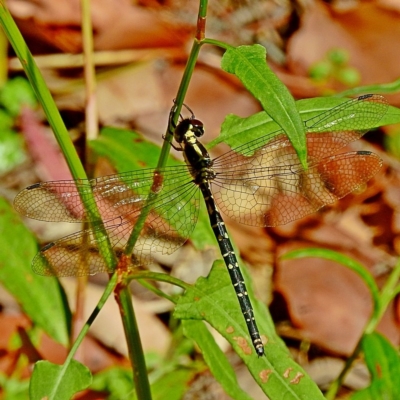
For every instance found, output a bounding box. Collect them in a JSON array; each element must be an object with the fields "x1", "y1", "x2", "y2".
[
  {"x1": 0, "y1": 198, "x2": 70, "y2": 345},
  {"x1": 175, "y1": 261, "x2": 325, "y2": 399},
  {"x1": 183, "y1": 320, "x2": 254, "y2": 400},
  {"x1": 221, "y1": 44, "x2": 307, "y2": 168},
  {"x1": 351, "y1": 332, "x2": 400, "y2": 400},
  {"x1": 29, "y1": 360, "x2": 92, "y2": 400}
]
